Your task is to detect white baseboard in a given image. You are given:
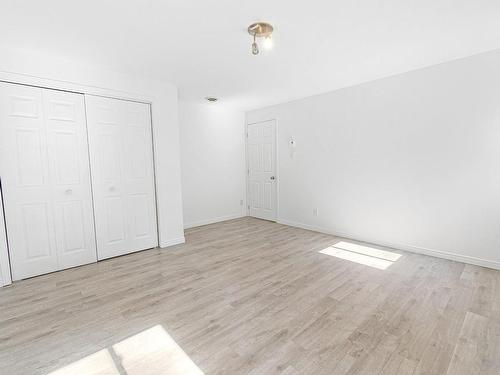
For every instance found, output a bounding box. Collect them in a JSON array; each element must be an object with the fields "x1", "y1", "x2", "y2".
[
  {"x1": 277, "y1": 218, "x2": 500, "y2": 270},
  {"x1": 159, "y1": 236, "x2": 186, "y2": 248},
  {"x1": 184, "y1": 213, "x2": 245, "y2": 229}
]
